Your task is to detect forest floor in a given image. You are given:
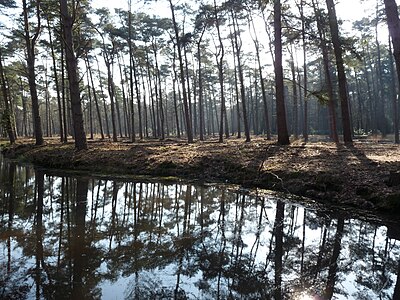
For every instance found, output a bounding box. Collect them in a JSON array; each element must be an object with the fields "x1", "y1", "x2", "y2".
[{"x1": 1, "y1": 136, "x2": 400, "y2": 218}]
